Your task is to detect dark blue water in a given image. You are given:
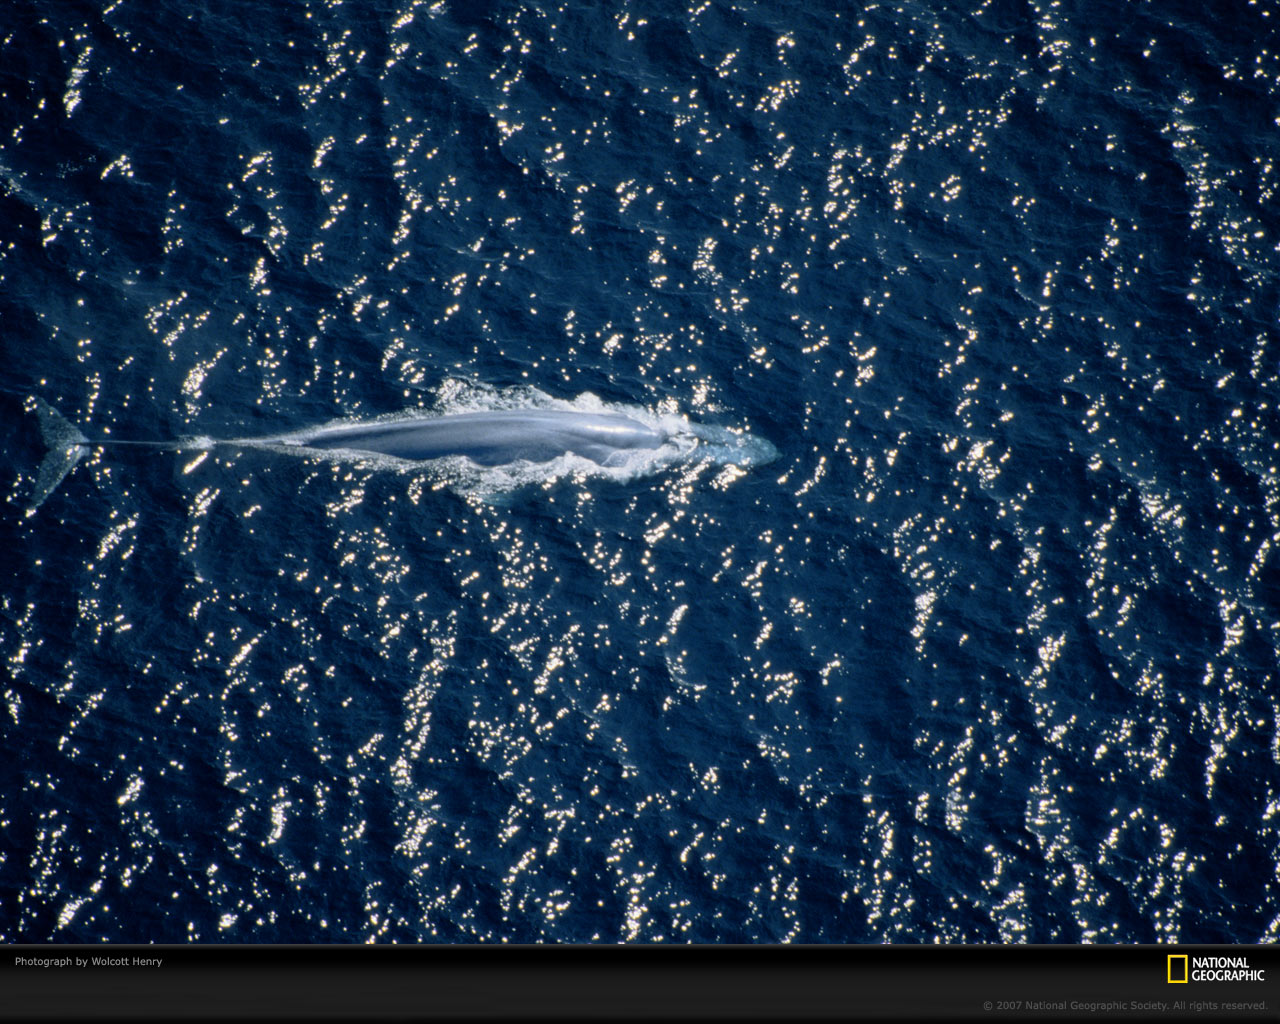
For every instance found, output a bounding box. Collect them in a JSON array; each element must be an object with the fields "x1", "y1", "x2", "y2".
[{"x1": 2, "y1": 0, "x2": 1277, "y2": 944}]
